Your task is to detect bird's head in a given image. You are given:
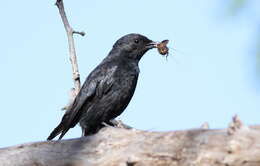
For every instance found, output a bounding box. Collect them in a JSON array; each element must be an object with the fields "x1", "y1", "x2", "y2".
[{"x1": 111, "y1": 33, "x2": 158, "y2": 61}]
